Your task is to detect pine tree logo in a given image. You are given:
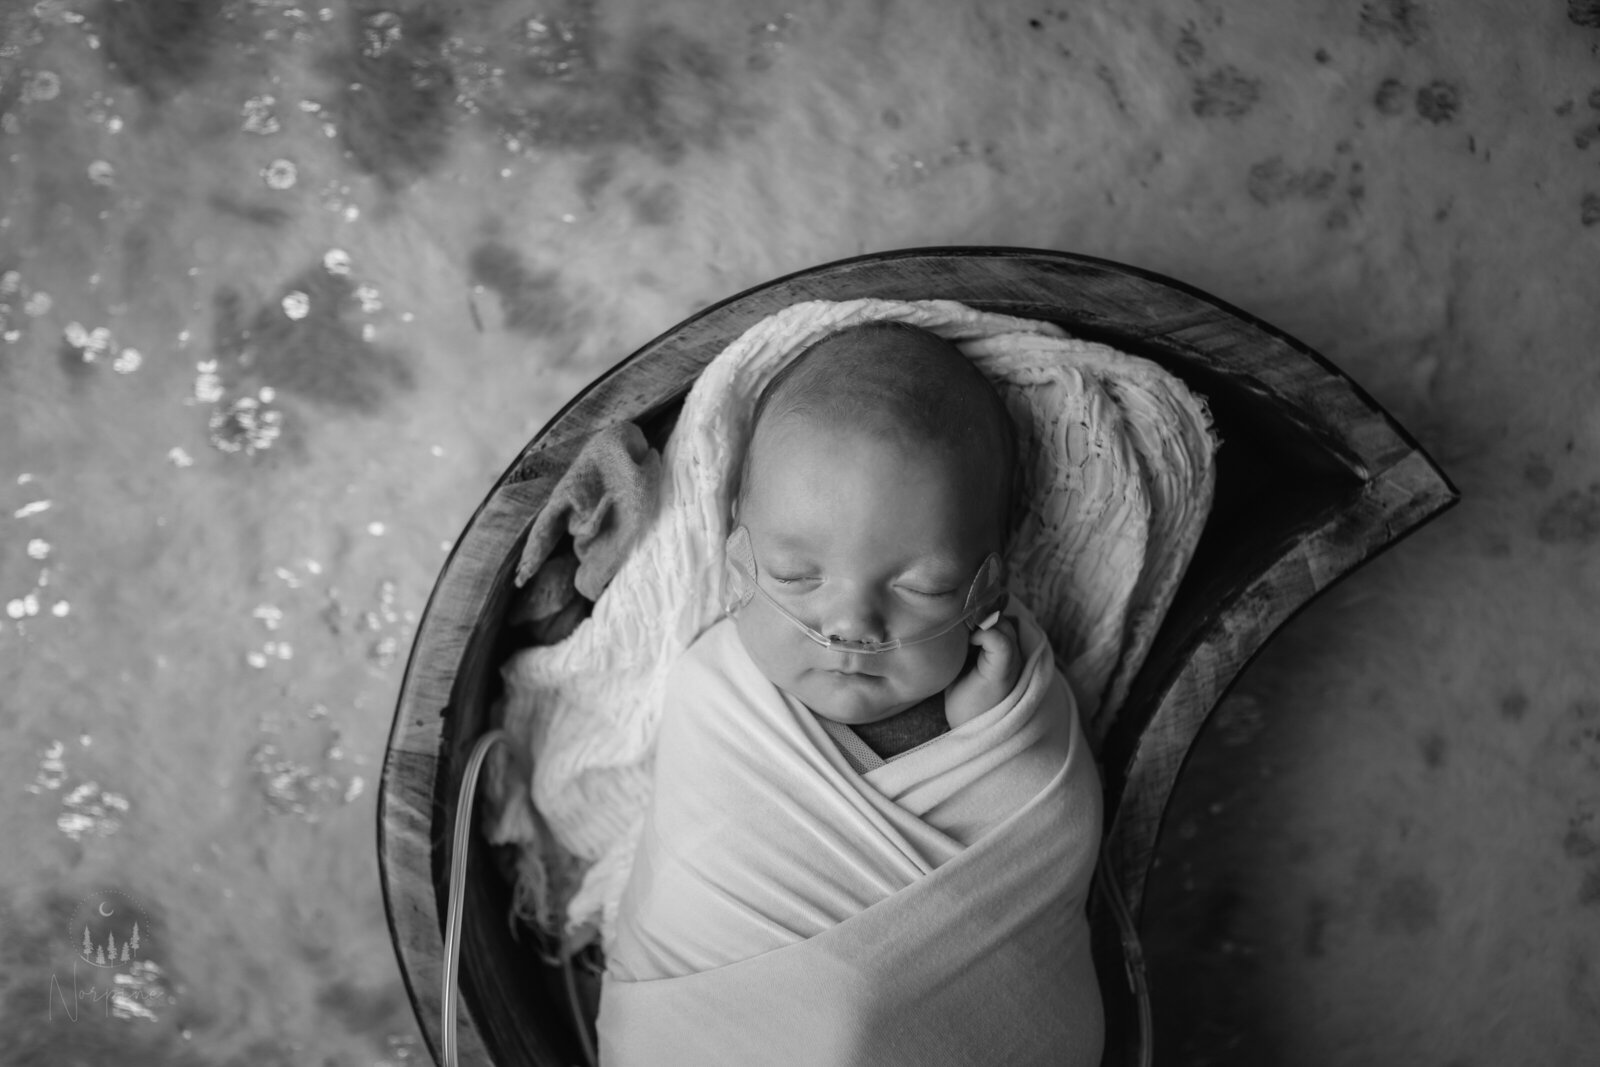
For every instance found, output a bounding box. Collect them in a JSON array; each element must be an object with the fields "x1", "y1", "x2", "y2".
[{"x1": 68, "y1": 889, "x2": 155, "y2": 970}]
